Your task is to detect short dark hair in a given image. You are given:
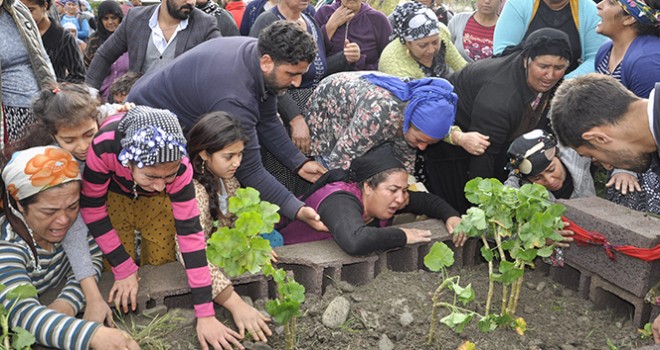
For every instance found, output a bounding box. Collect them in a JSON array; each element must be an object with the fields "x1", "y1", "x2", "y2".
[
  {"x1": 549, "y1": 74, "x2": 638, "y2": 148},
  {"x1": 110, "y1": 71, "x2": 143, "y2": 102},
  {"x1": 257, "y1": 21, "x2": 317, "y2": 65}
]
